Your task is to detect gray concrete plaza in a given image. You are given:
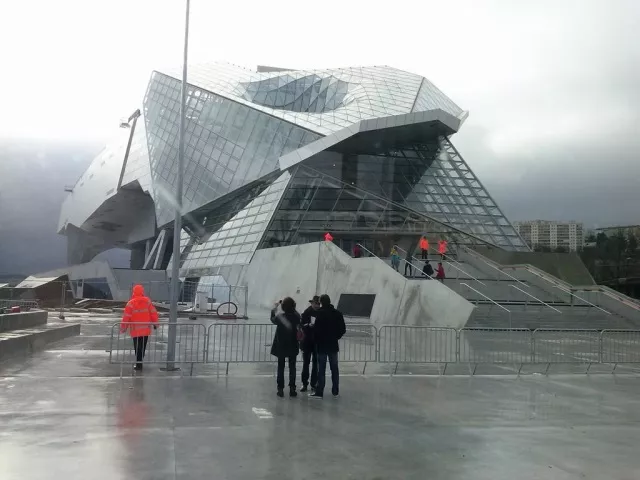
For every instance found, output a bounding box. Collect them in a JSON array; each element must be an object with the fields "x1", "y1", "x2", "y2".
[
  {"x1": 2, "y1": 372, "x2": 640, "y2": 479},
  {"x1": 2, "y1": 312, "x2": 640, "y2": 479}
]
